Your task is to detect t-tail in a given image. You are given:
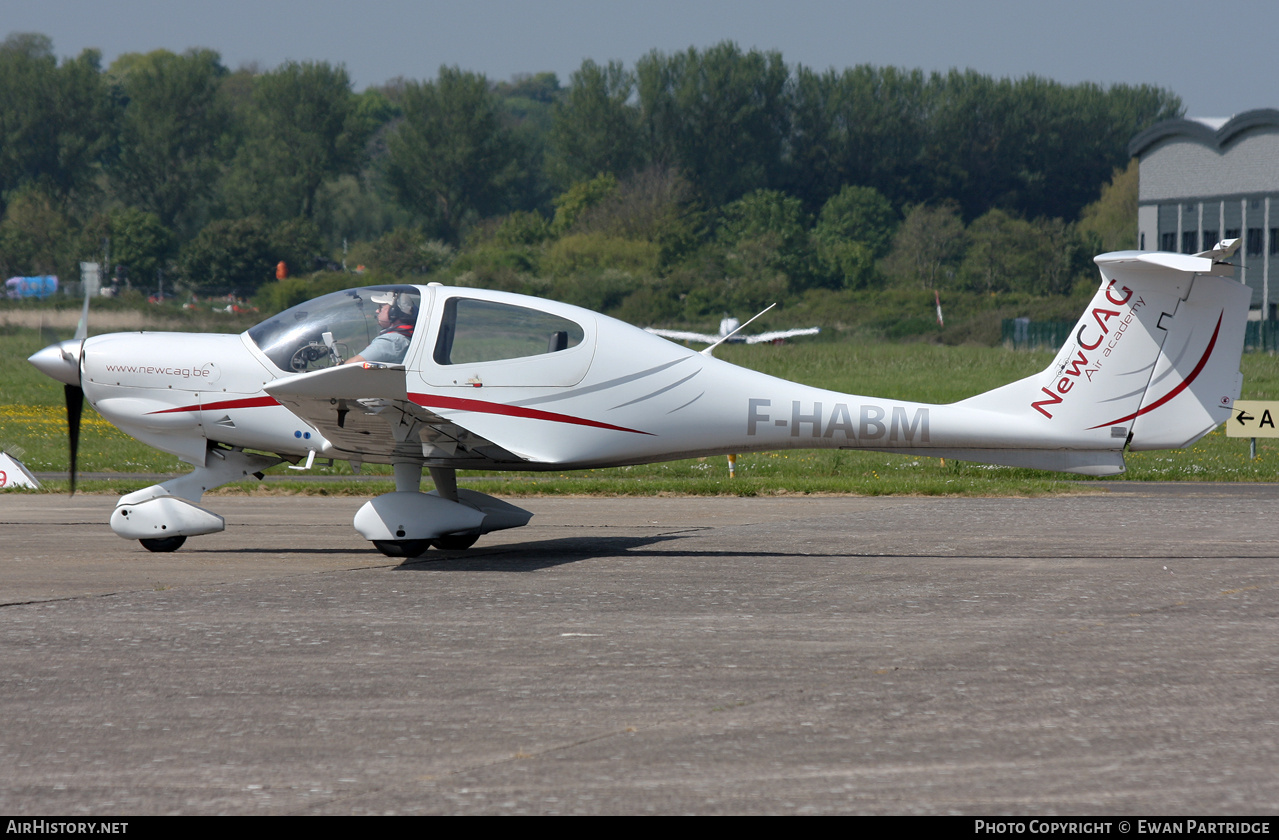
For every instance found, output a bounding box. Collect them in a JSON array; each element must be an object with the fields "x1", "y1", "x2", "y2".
[{"x1": 949, "y1": 239, "x2": 1249, "y2": 476}]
